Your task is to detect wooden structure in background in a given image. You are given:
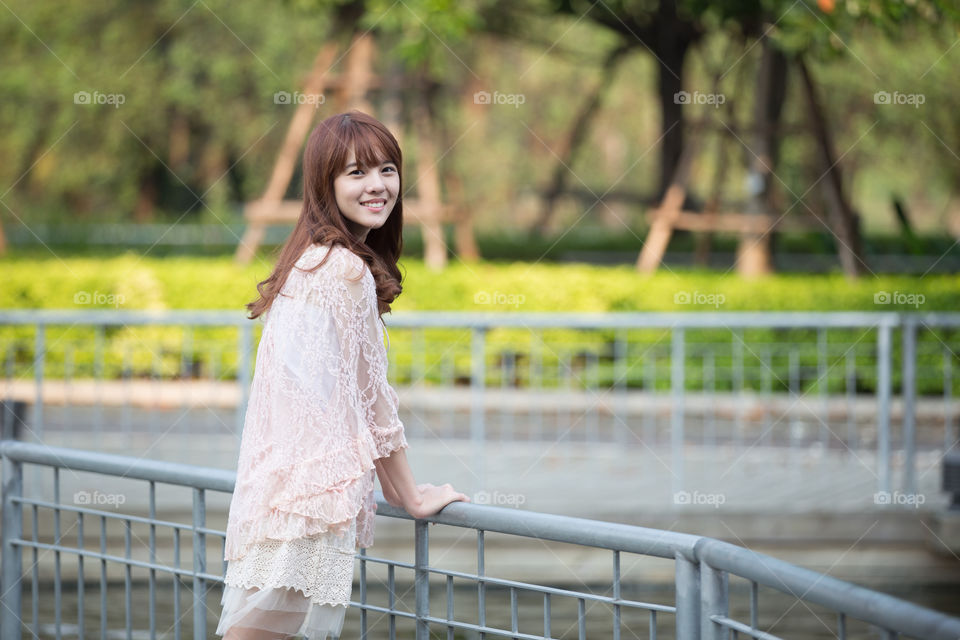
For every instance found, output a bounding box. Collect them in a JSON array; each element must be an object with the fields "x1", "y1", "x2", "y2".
[
  {"x1": 235, "y1": 32, "x2": 456, "y2": 268},
  {"x1": 638, "y1": 51, "x2": 865, "y2": 278}
]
